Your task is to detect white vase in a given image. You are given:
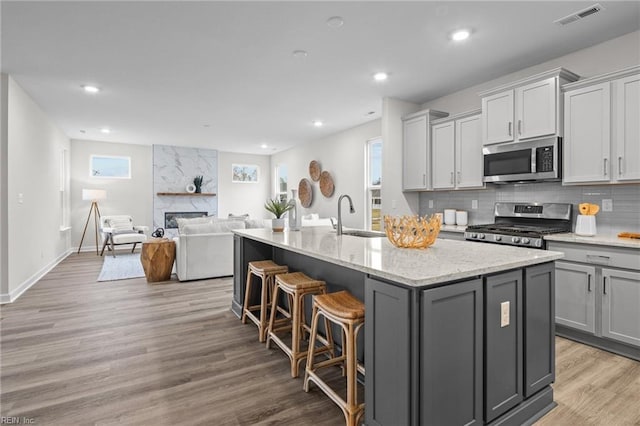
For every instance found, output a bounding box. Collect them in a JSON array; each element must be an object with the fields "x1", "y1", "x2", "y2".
[
  {"x1": 288, "y1": 189, "x2": 301, "y2": 231},
  {"x1": 272, "y1": 218, "x2": 285, "y2": 232}
]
